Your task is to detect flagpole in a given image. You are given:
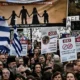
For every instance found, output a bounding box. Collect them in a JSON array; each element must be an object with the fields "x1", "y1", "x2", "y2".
[{"x1": 30, "y1": 27, "x2": 32, "y2": 44}]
